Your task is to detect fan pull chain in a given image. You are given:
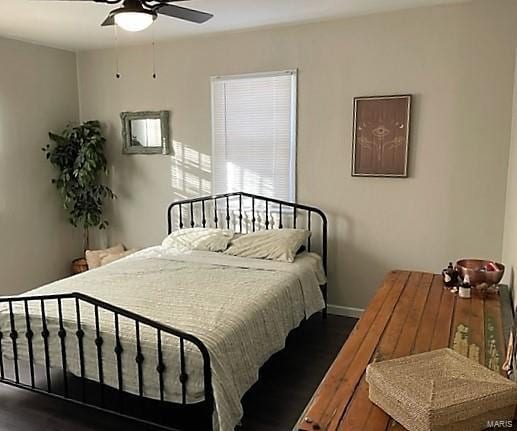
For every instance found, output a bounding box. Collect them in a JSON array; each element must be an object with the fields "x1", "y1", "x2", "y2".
[
  {"x1": 152, "y1": 41, "x2": 157, "y2": 79},
  {"x1": 152, "y1": 28, "x2": 157, "y2": 79},
  {"x1": 115, "y1": 25, "x2": 121, "y2": 79}
]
